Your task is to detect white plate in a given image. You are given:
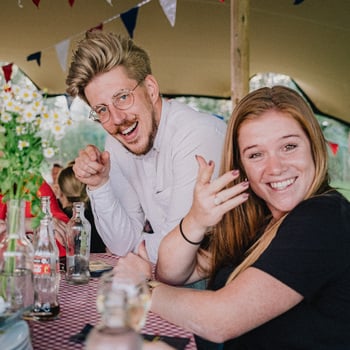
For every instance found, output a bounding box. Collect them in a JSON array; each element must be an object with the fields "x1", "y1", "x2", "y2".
[{"x1": 0, "y1": 320, "x2": 32, "y2": 350}]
